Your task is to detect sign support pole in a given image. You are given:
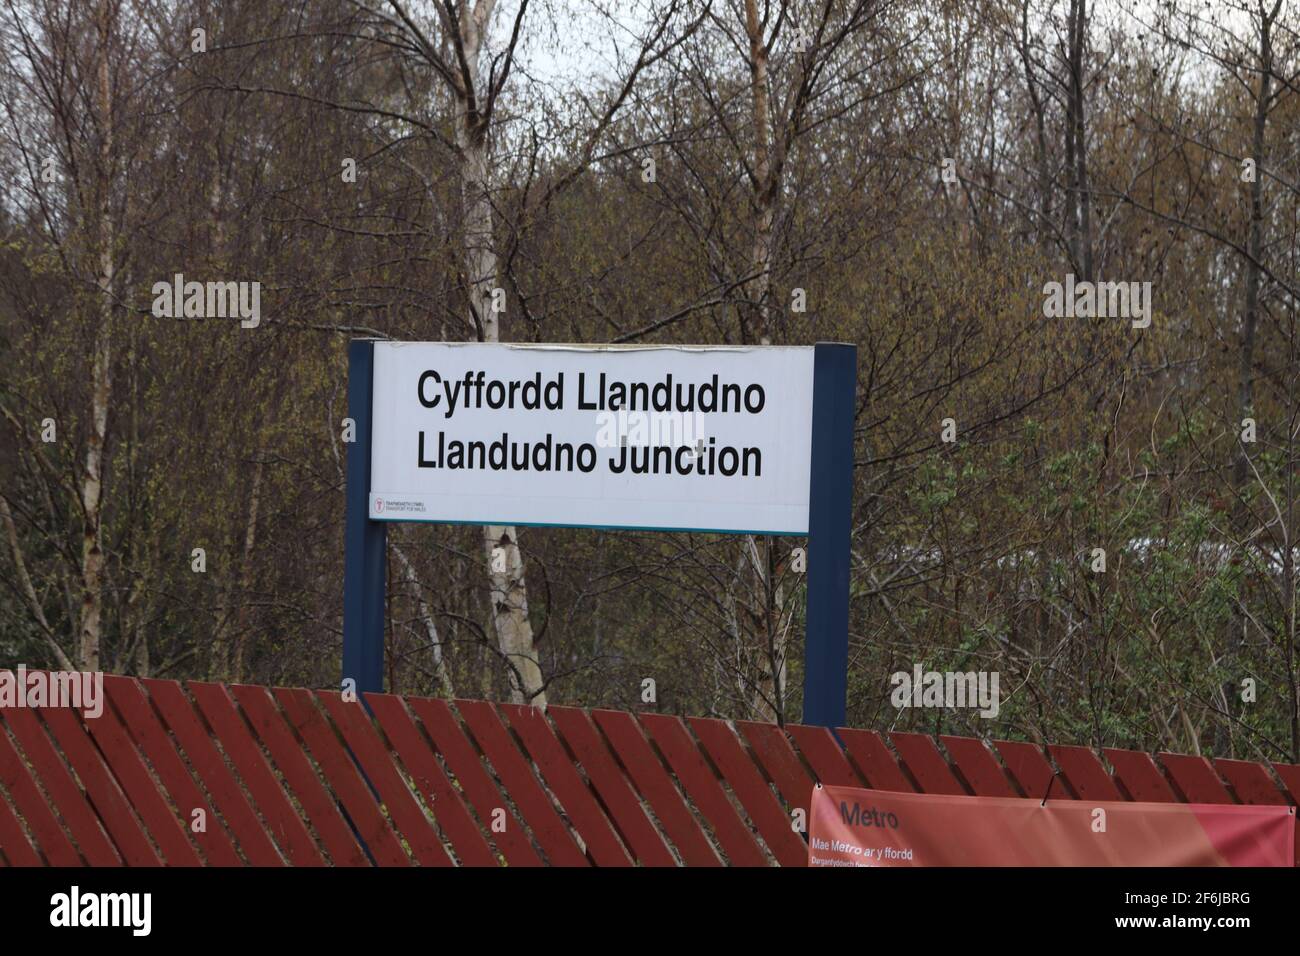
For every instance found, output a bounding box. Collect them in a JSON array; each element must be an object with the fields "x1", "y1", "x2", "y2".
[
  {"x1": 803, "y1": 342, "x2": 856, "y2": 730},
  {"x1": 343, "y1": 340, "x2": 387, "y2": 700}
]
